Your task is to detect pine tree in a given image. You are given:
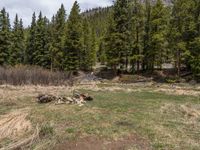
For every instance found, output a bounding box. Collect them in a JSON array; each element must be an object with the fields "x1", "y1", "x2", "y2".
[
  {"x1": 10, "y1": 14, "x2": 25, "y2": 65},
  {"x1": 19, "y1": 19, "x2": 25, "y2": 64},
  {"x1": 113, "y1": 0, "x2": 131, "y2": 71},
  {"x1": 81, "y1": 19, "x2": 97, "y2": 71},
  {"x1": 149, "y1": 0, "x2": 168, "y2": 70},
  {"x1": 189, "y1": 37, "x2": 200, "y2": 77},
  {"x1": 84, "y1": 7, "x2": 112, "y2": 64},
  {"x1": 130, "y1": 0, "x2": 144, "y2": 73},
  {"x1": 52, "y1": 4, "x2": 66, "y2": 70},
  {"x1": 91, "y1": 29, "x2": 97, "y2": 67},
  {"x1": 33, "y1": 12, "x2": 51, "y2": 68},
  {"x1": 105, "y1": 0, "x2": 131, "y2": 73},
  {"x1": 64, "y1": 1, "x2": 82, "y2": 72},
  {"x1": 187, "y1": 0, "x2": 200, "y2": 77},
  {"x1": 26, "y1": 12, "x2": 36, "y2": 65},
  {"x1": 143, "y1": 0, "x2": 151, "y2": 71},
  {"x1": 81, "y1": 19, "x2": 92, "y2": 70},
  {"x1": 48, "y1": 15, "x2": 56, "y2": 71},
  {"x1": 170, "y1": 0, "x2": 195, "y2": 77},
  {"x1": 99, "y1": 40, "x2": 107, "y2": 64},
  {"x1": 0, "y1": 8, "x2": 11, "y2": 65},
  {"x1": 105, "y1": 14, "x2": 119, "y2": 72}
]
